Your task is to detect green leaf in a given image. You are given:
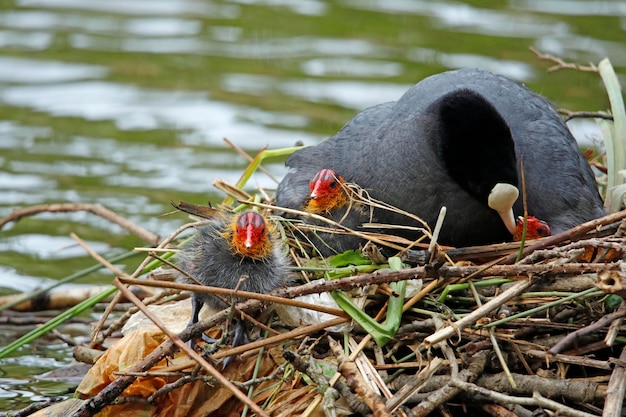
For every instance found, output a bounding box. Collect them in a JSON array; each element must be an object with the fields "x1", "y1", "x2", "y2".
[
  {"x1": 605, "y1": 294, "x2": 623, "y2": 312},
  {"x1": 329, "y1": 250, "x2": 371, "y2": 268},
  {"x1": 330, "y1": 256, "x2": 406, "y2": 346}
]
